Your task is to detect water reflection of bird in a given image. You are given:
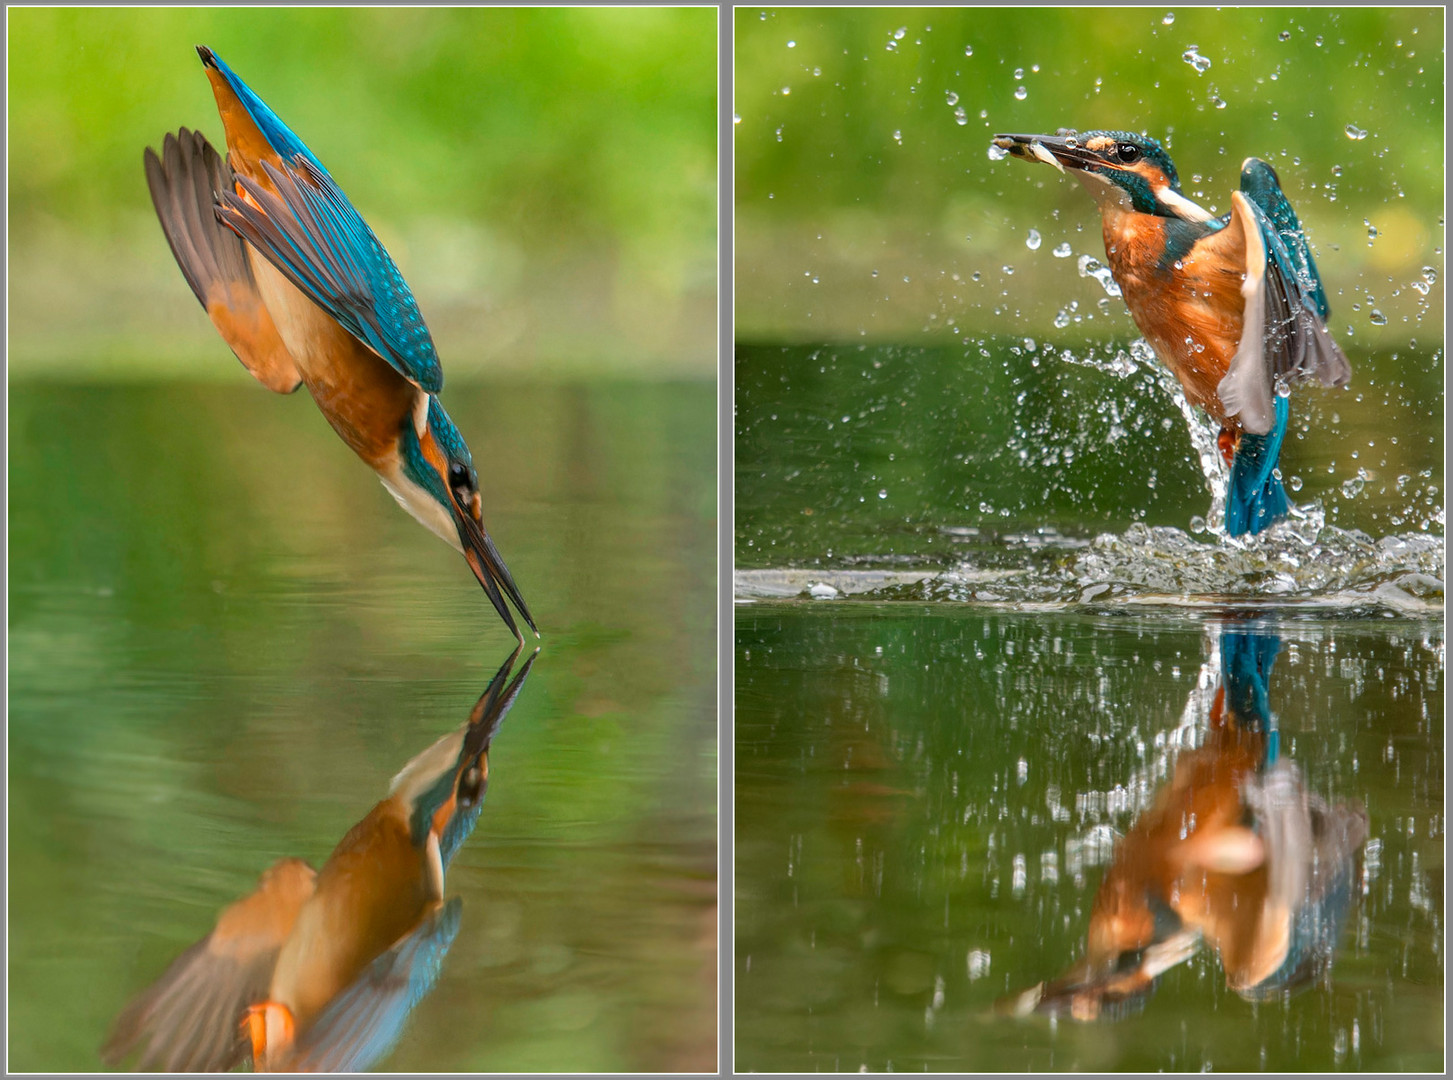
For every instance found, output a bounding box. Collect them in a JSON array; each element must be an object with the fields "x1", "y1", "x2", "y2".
[
  {"x1": 992, "y1": 130, "x2": 1351, "y2": 536},
  {"x1": 103, "y1": 648, "x2": 537, "y2": 1072},
  {"x1": 998, "y1": 627, "x2": 1366, "y2": 1021},
  {"x1": 144, "y1": 47, "x2": 535, "y2": 642}
]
